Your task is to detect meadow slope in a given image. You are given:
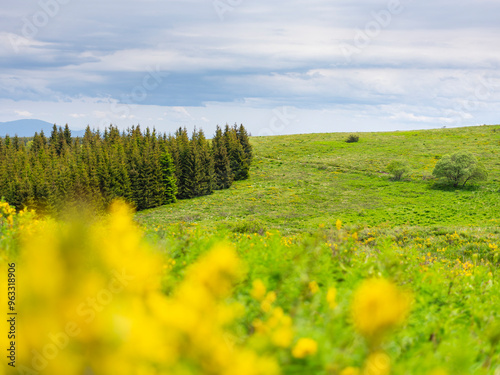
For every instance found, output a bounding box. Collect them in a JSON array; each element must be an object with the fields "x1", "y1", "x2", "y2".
[{"x1": 137, "y1": 125, "x2": 500, "y2": 231}]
